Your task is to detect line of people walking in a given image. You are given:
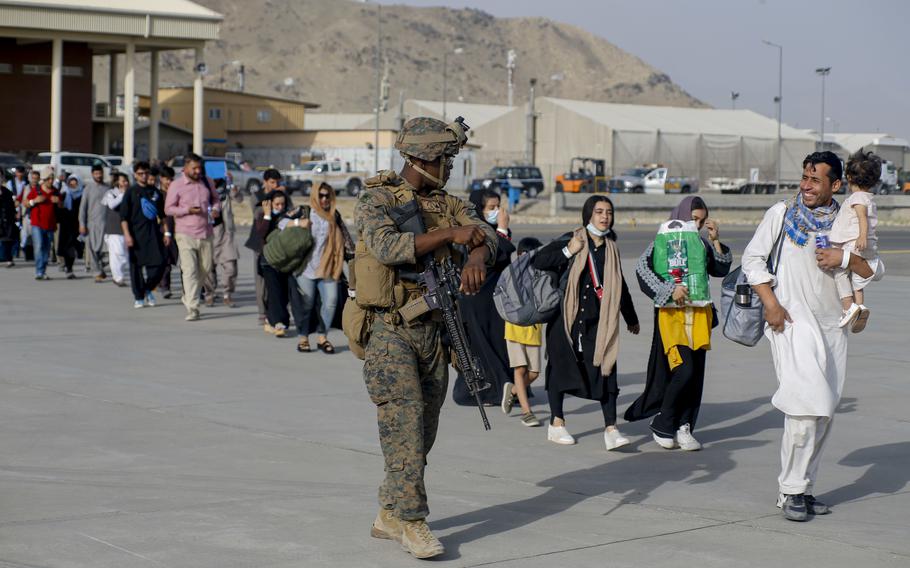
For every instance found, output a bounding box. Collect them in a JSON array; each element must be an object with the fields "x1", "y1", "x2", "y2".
[{"x1": 2, "y1": 157, "x2": 349, "y2": 347}]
